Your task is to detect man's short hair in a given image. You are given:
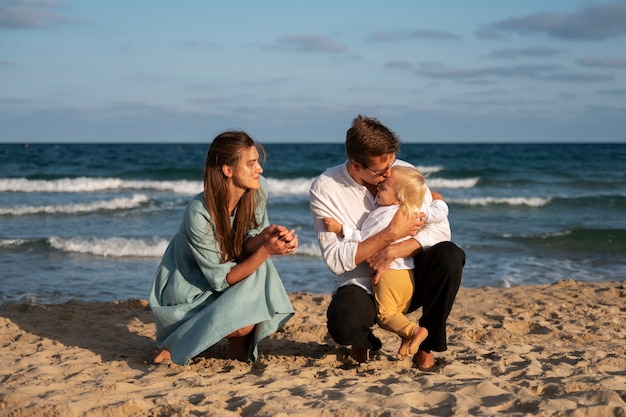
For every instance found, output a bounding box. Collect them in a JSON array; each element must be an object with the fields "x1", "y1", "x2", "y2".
[{"x1": 345, "y1": 115, "x2": 401, "y2": 165}]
